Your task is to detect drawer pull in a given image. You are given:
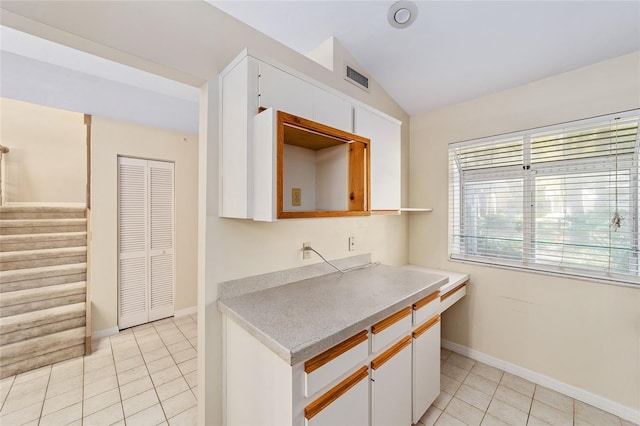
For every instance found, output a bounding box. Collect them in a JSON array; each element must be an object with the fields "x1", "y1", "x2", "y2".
[
  {"x1": 413, "y1": 291, "x2": 440, "y2": 310},
  {"x1": 304, "y1": 366, "x2": 369, "y2": 420},
  {"x1": 441, "y1": 282, "x2": 467, "y2": 301},
  {"x1": 371, "y1": 336, "x2": 411, "y2": 370},
  {"x1": 412, "y1": 314, "x2": 440, "y2": 339},
  {"x1": 371, "y1": 307, "x2": 411, "y2": 335},
  {"x1": 304, "y1": 330, "x2": 368, "y2": 374}
]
